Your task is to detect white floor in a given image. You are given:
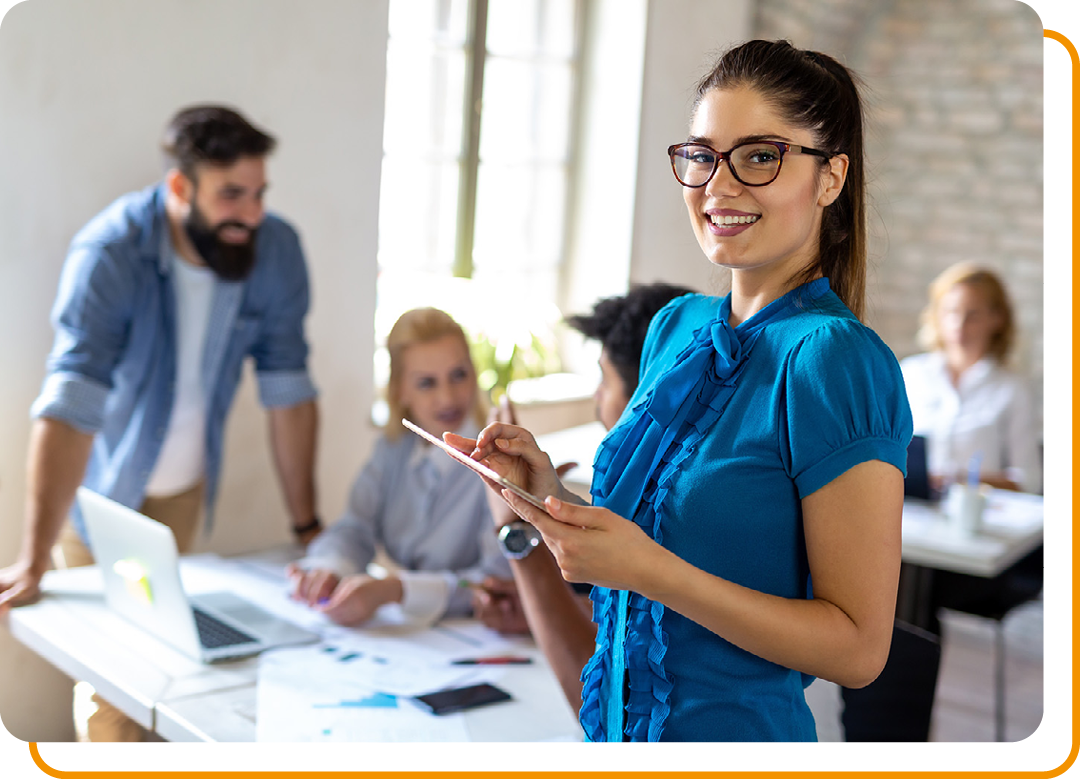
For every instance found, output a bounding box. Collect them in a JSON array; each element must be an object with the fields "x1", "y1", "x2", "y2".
[{"x1": 806, "y1": 598, "x2": 1044, "y2": 742}]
